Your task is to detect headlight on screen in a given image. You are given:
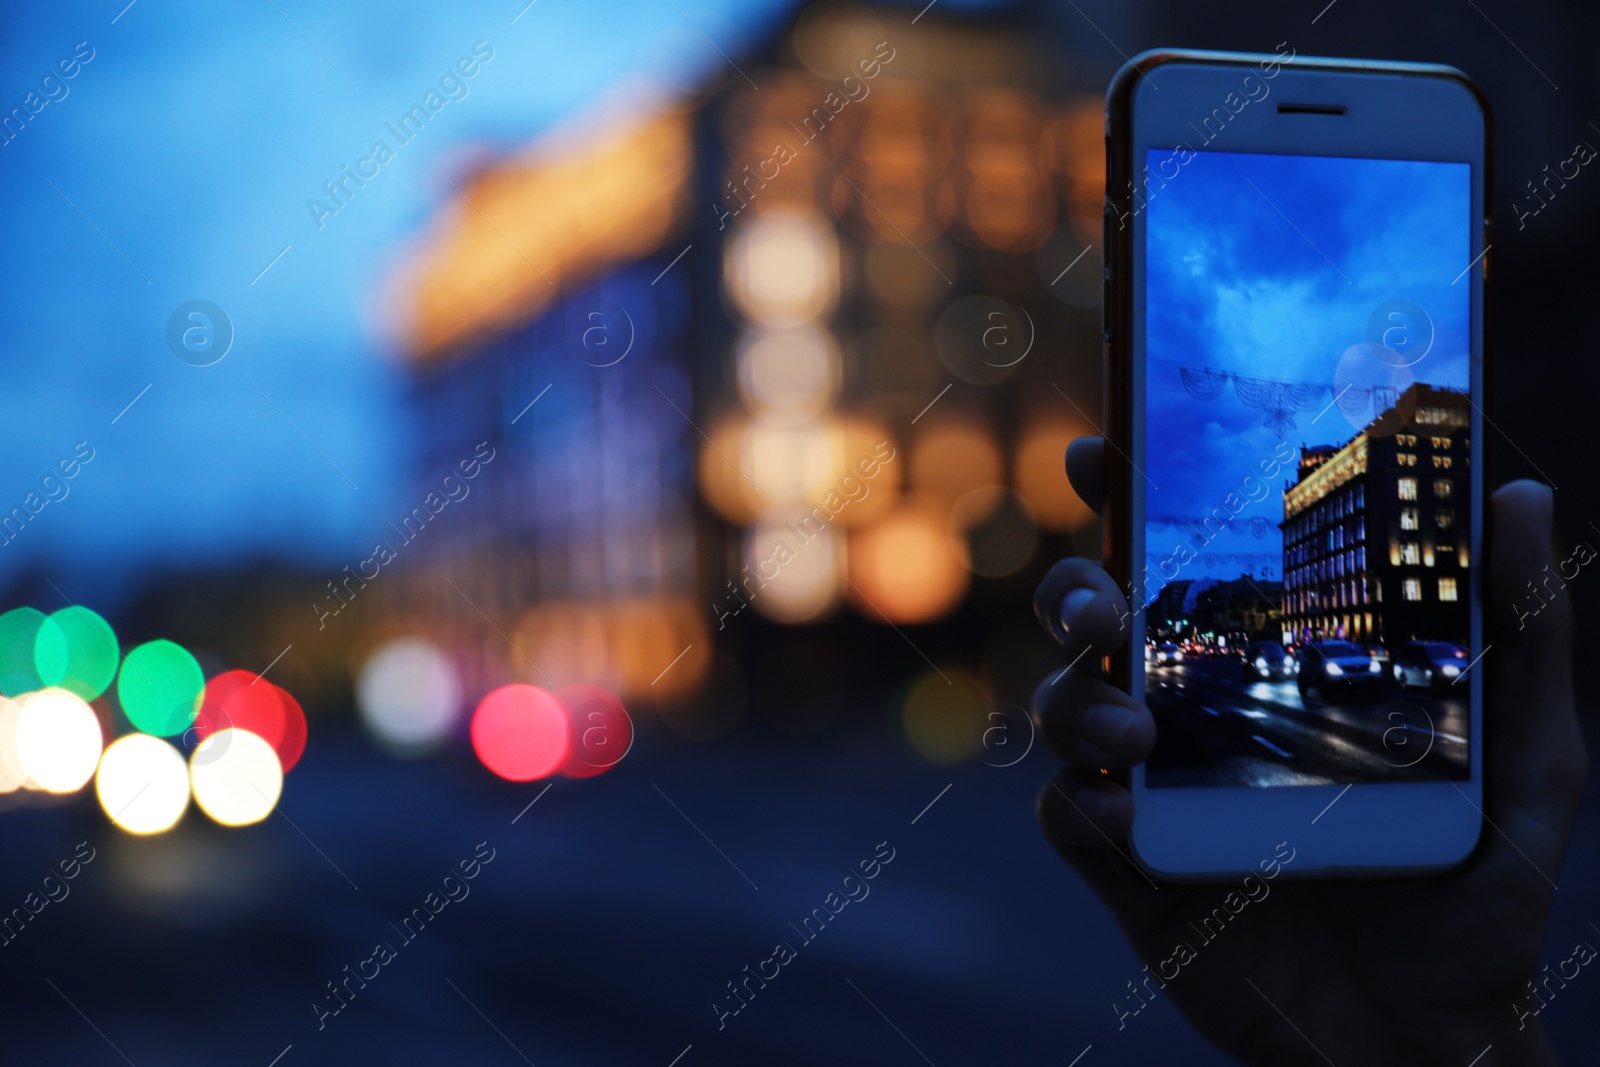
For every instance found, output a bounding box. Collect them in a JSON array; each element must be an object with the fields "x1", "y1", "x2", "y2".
[
  {"x1": 1325, "y1": 662, "x2": 1343, "y2": 676},
  {"x1": 1254, "y1": 657, "x2": 1268, "y2": 669},
  {"x1": 1368, "y1": 660, "x2": 1381, "y2": 673},
  {"x1": 1441, "y1": 664, "x2": 1461, "y2": 678}
]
